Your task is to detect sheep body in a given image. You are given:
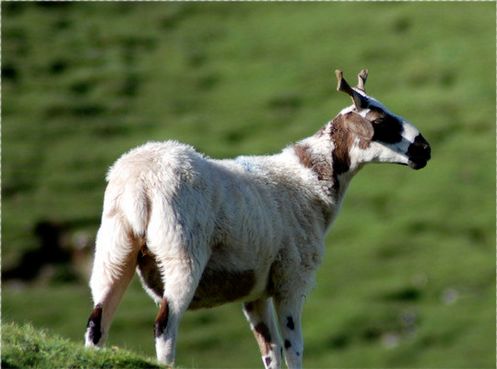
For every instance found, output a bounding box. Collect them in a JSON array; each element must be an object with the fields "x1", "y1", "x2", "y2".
[
  {"x1": 94, "y1": 140, "x2": 332, "y2": 310},
  {"x1": 85, "y1": 70, "x2": 431, "y2": 369}
]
